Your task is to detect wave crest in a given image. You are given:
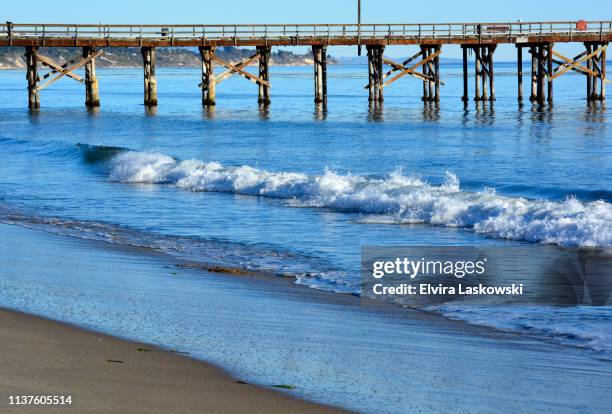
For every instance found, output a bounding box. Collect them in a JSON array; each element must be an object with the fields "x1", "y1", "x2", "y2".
[{"x1": 108, "y1": 151, "x2": 612, "y2": 248}]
